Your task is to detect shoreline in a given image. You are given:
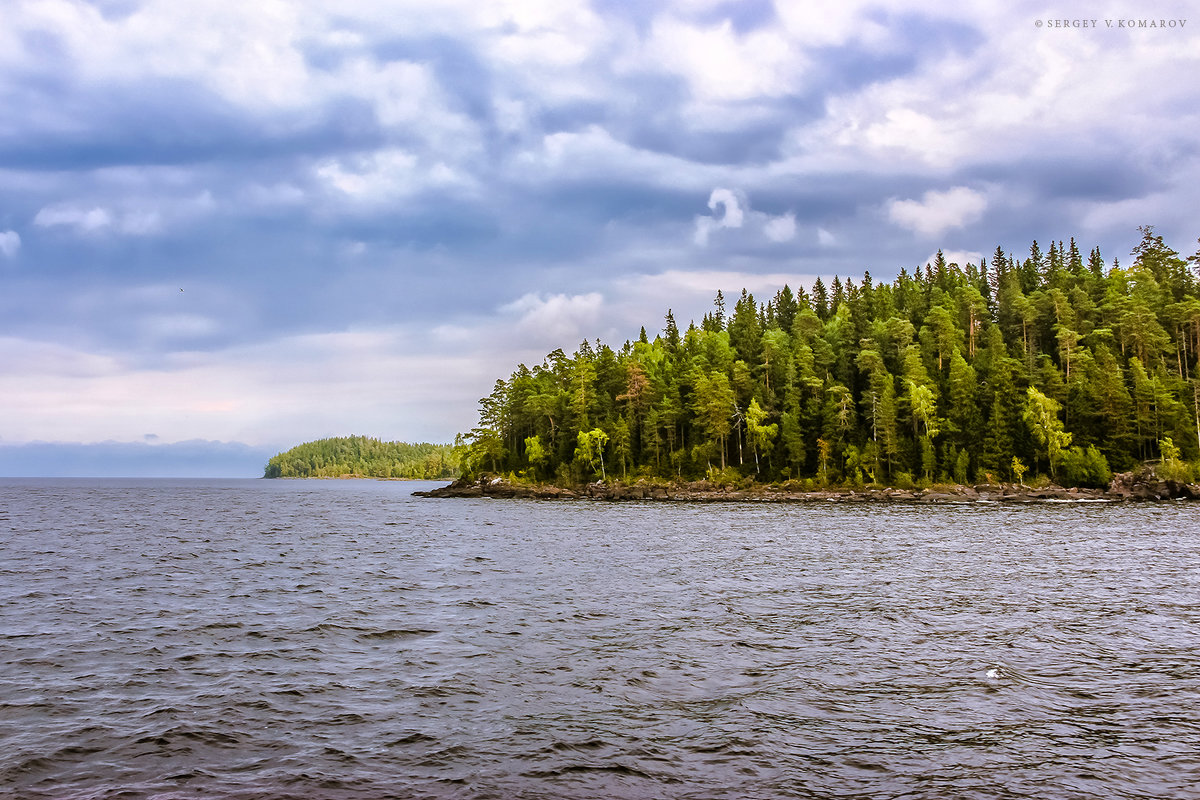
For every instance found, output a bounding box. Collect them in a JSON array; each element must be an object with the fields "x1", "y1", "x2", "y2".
[{"x1": 414, "y1": 472, "x2": 1200, "y2": 504}]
